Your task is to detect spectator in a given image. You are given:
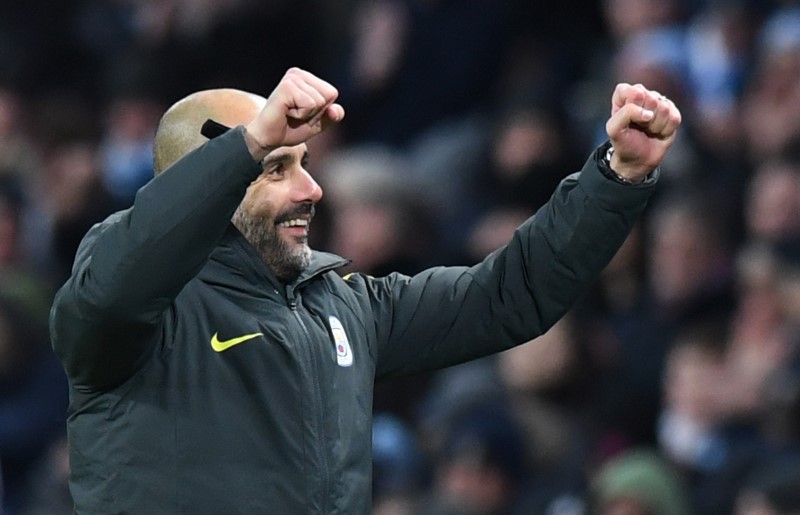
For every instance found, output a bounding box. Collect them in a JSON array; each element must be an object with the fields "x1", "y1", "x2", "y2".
[
  {"x1": 372, "y1": 414, "x2": 426, "y2": 515},
  {"x1": 97, "y1": 92, "x2": 162, "y2": 206},
  {"x1": 0, "y1": 295, "x2": 67, "y2": 514},
  {"x1": 418, "y1": 404, "x2": 531, "y2": 515},
  {"x1": 2, "y1": 1, "x2": 800, "y2": 513},
  {"x1": 734, "y1": 459, "x2": 800, "y2": 515},
  {"x1": 741, "y1": 6, "x2": 800, "y2": 161},
  {"x1": 743, "y1": 156, "x2": 800, "y2": 258},
  {"x1": 592, "y1": 448, "x2": 693, "y2": 515}
]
